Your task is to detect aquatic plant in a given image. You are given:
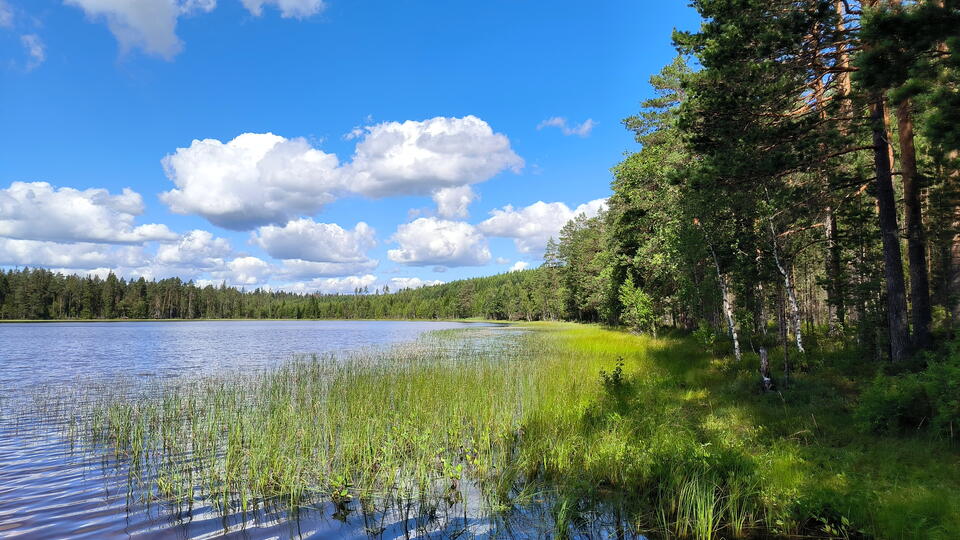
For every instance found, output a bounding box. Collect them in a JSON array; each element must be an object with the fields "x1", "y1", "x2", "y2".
[{"x1": 23, "y1": 323, "x2": 960, "y2": 538}]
